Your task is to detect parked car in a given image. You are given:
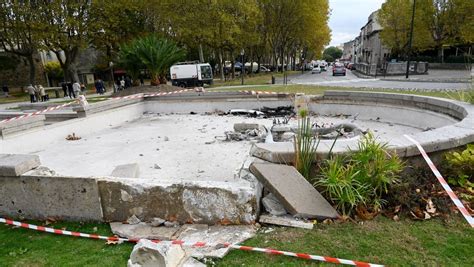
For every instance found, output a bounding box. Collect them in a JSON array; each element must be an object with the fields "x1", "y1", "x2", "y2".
[
  {"x1": 259, "y1": 66, "x2": 271, "y2": 73},
  {"x1": 311, "y1": 65, "x2": 321, "y2": 74},
  {"x1": 347, "y1": 63, "x2": 355, "y2": 70},
  {"x1": 332, "y1": 63, "x2": 346, "y2": 76}
]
